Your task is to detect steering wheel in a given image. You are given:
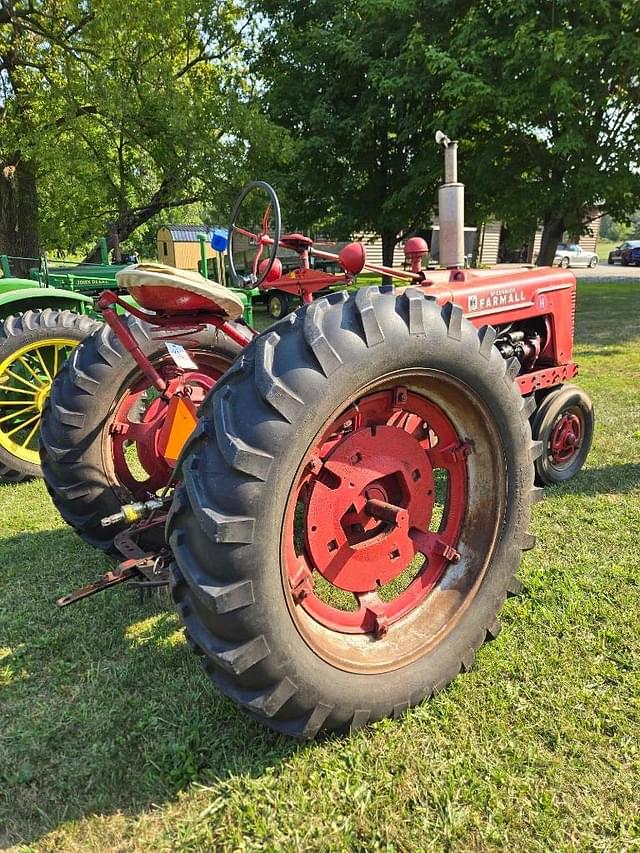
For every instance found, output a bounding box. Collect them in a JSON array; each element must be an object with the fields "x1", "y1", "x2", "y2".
[{"x1": 228, "y1": 181, "x2": 282, "y2": 288}]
